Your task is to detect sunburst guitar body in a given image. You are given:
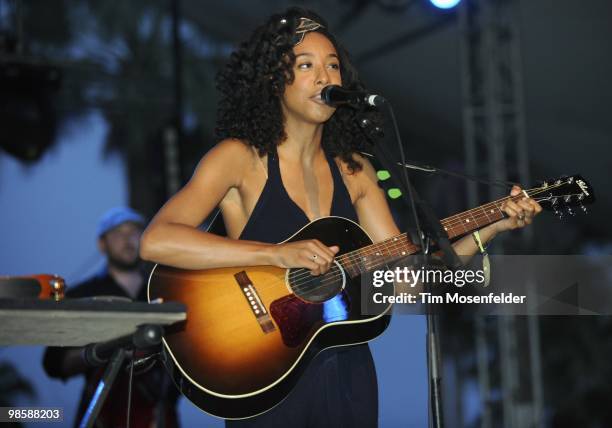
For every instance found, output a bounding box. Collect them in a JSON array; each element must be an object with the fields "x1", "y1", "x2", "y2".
[
  {"x1": 148, "y1": 217, "x2": 392, "y2": 419},
  {"x1": 147, "y1": 175, "x2": 594, "y2": 419}
]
